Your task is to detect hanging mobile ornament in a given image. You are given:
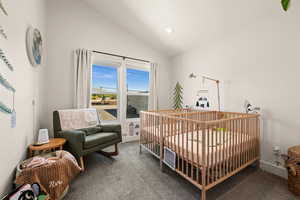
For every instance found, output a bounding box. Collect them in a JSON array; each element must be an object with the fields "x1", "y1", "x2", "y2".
[{"x1": 11, "y1": 92, "x2": 16, "y2": 128}]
